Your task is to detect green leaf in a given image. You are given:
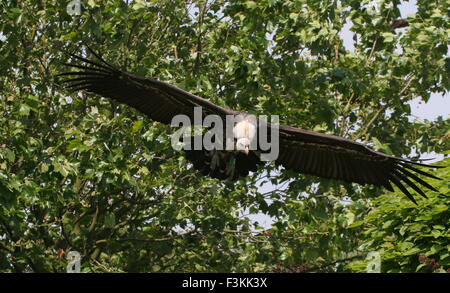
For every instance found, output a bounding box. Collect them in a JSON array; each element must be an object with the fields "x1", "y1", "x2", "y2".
[
  {"x1": 347, "y1": 220, "x2": 364, "y2": 228},
  {"x1": 2, "y1": 149, "x2": 15, "y2": 163},
  {"x1": 132, "y1": 120, "x2": 144, "y2": 132},
  {"x1": 245, "y1": 1, "x2": 257, "y2": 9},
  {"x1": 104, "y1": 212, "x2": 116, "y2": 228},
  {"x1": 382, "y1": 32, "x2": 395, "y2": 43}
]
